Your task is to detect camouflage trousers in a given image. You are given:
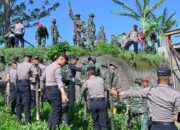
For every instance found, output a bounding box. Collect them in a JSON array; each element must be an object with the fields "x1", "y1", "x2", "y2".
[
  {"x1": 52, "y1": 34, "x2": 58, "y2": 45},
  {"x1": 37, "y1": 37, "x2": 46, "y2": 47},
  {"x1": 127, "y1": 112, "x2": 149, "y2": 130},
  {"x1": 73, "y1": 33, "x2": 84, "y2": 47}
]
